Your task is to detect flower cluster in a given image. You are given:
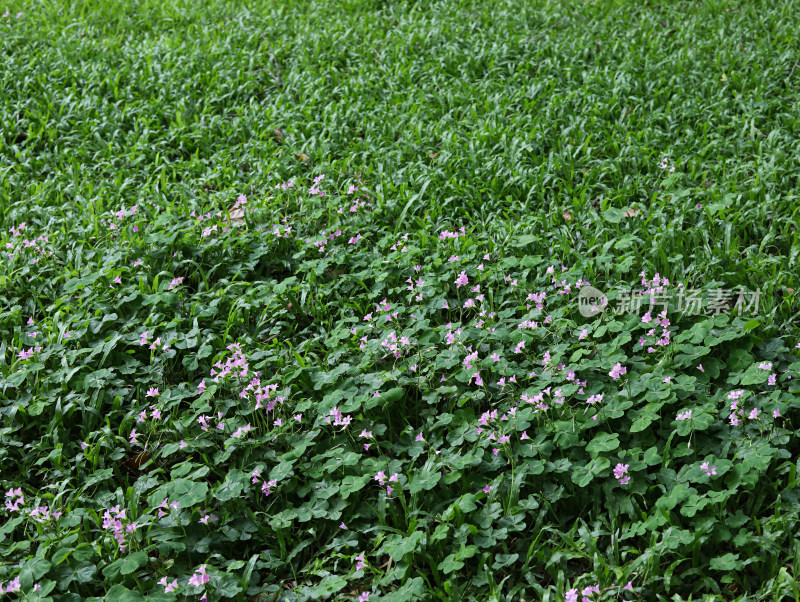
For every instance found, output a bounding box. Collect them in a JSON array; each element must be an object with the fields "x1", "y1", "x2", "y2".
[
  {"x1": 158, "y1": 576, "x2": 179, "y2": 593},
  {"x1": 609, "y1": 362, "x2": 627, "y2": 380},
  {"x1": 0, "y1": 577, "x2": 21, "y2": 595},
  {"x1": 566, "y1": 583, "x2": 600, "y2": 602},
  {"x1": 324, "y1": 406, "x2": 352, "y2": 428},
  {"x1": 658, "y1": 157, "x2": 676, "y2": 173},
  {"x1": 613, "y1": 463, "x2": 630, "y2": 485},
  {"x1": 700, "y1": 461, "x2": 717, "y2": 477},
  {"x1": 102, "y1": 505, "x2": 138, "y2": 552},
  {"x1": 29, "y1": 504, "x2": 63, "y2": 523},
  {"x1": 439, "y1": 226, "x2": 466, "y2": 239},
  {"x1": 156, "y1": 497, "x2": 181, "y2": 518},
  {"x1": 211, "y1": 343, "x2": 249, "y2": 382},
  {"x1": 188, "y1": 564, "x2": 210, "y2": 587},
  {"x1": 4, "y1": 487, "x2": 24, "y2": 512},
  {"x1": 232, "y1": 423, "x2": 252, "y2": 438},
  {"x1": 197, "y1": 412, "x2": 225, "y2": 432}
]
